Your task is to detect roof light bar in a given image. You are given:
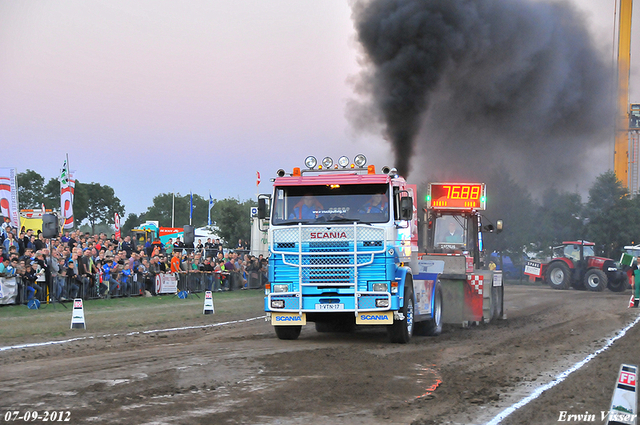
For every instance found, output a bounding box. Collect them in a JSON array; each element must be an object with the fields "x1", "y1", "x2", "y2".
[
  {"x1": 354, "y1": 154, "x2": 367, "y2": 167},
  {"x1": 304, "y1": 156, "x2": 317, "y2": 169}
]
